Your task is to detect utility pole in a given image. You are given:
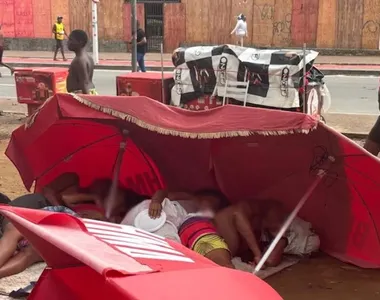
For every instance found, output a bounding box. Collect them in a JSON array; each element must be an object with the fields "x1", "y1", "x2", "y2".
[
  {"x1": 91, "y1": 0, "x2": 99, "y2": 64},
  {"x1": 131, "y1": 0, "x2": 137, "y2": 72}
]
